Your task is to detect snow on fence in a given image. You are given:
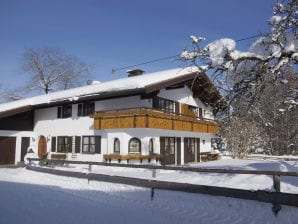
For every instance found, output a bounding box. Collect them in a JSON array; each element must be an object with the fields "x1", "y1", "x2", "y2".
[{"x1": 27, "y1": 158, "x2": 298, "y2": 214}]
